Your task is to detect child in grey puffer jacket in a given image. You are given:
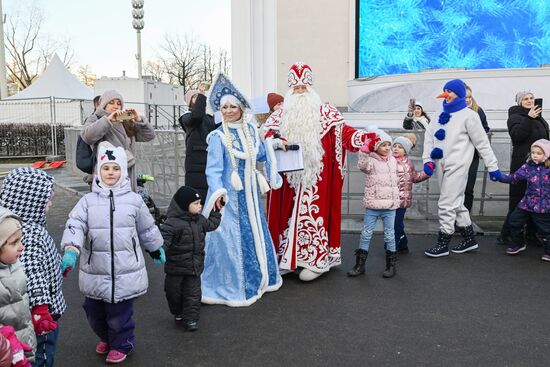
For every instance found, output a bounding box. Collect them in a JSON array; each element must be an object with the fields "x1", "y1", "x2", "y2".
[
  {"x1": 61, "y1": 143, "x2": 164, "y2": 364},
  {"x1": 0, "y1": 207, "x2": 36, "y2": 366}
]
